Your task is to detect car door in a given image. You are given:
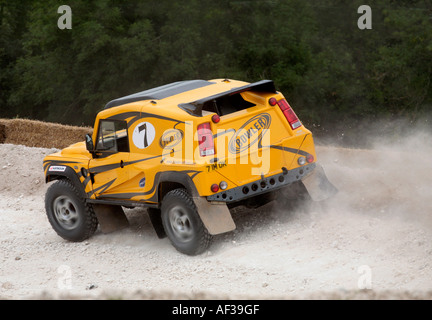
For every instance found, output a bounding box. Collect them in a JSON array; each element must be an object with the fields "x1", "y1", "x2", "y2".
[{"x1": 88, "y1": 119, "x2": 131, "y2": 198}]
